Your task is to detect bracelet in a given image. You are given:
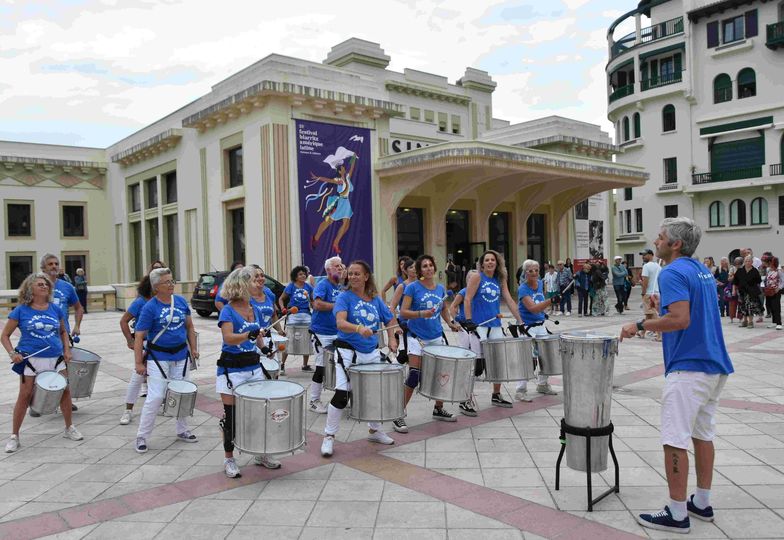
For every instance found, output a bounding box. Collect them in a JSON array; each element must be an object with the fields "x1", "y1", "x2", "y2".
[{"x1": 356, "y1": 324, "x2": 362, "y2": 333}]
